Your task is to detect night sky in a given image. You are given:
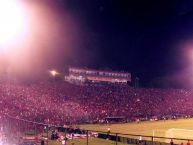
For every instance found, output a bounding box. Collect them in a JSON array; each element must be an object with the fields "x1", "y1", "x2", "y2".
[
  {"x1": 4, "y1": 0, "x2": 193, "y2": 87},
  {"x1": 55, "y1": 0, "x2": 193, "y2": 87}
]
